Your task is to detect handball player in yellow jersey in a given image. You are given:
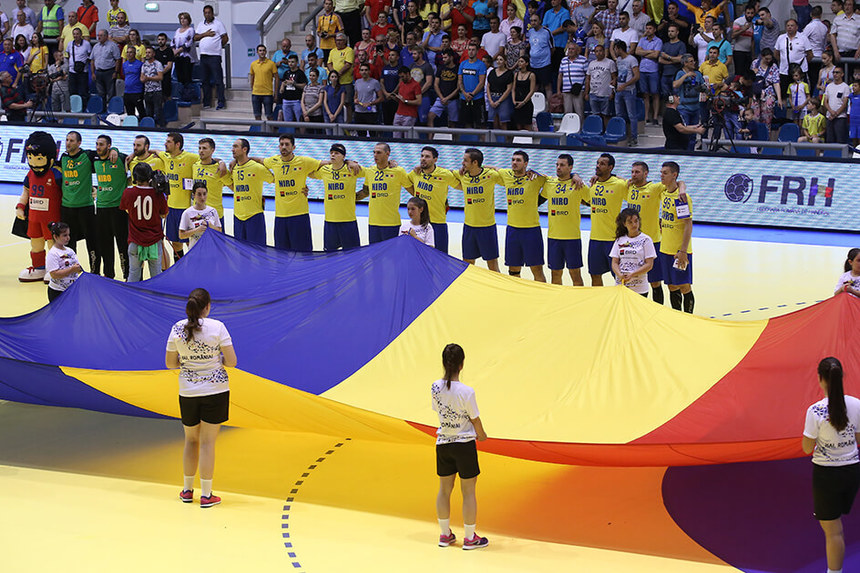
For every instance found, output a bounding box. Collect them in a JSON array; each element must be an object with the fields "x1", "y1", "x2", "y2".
[
  {"x1": 158, "y1": 133, "x2": 200, "y2": 263},
  {"x1": 263, "y1": 134, "x2": 320, "y2": 251},
  {"x1": 540, "y1": 154, "x2": 589, "y2": 285},
  {"x1": 230, "y1": 138, "x2": 274, "y2": 245},
  {"x1": 408, "y1": 146, "x2": 458, "y2": 253},
  {"x1": 587, "y1": 153, "x2": 627, "y2": 286},
  {"x1": 456, "y1": 148, "x2": 503, "y2": 272},
  {"x1": 193, "y1": 138, "x2": 233, "y2": 231},
  {"x1": 356, "y1": 142, "x2": 414, "y2": 243},
  {"x1": 658, "y1": 161, "x2": 694, "y2": 313},
  {"x1": 309, "y1": 143, "x2": 364, "y2": 251},
  {"x1": 625, "y1": 161, "x2": 665, "y2": 304}
]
